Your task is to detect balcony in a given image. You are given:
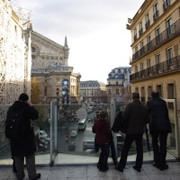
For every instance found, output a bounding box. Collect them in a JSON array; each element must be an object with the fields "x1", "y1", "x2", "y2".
[
  {"x1": 131, "y1": 19, "x2": 180, "y2": 63},
  {"x1": 130, "y1": 56, "x2": 180, "y2": 82}
]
